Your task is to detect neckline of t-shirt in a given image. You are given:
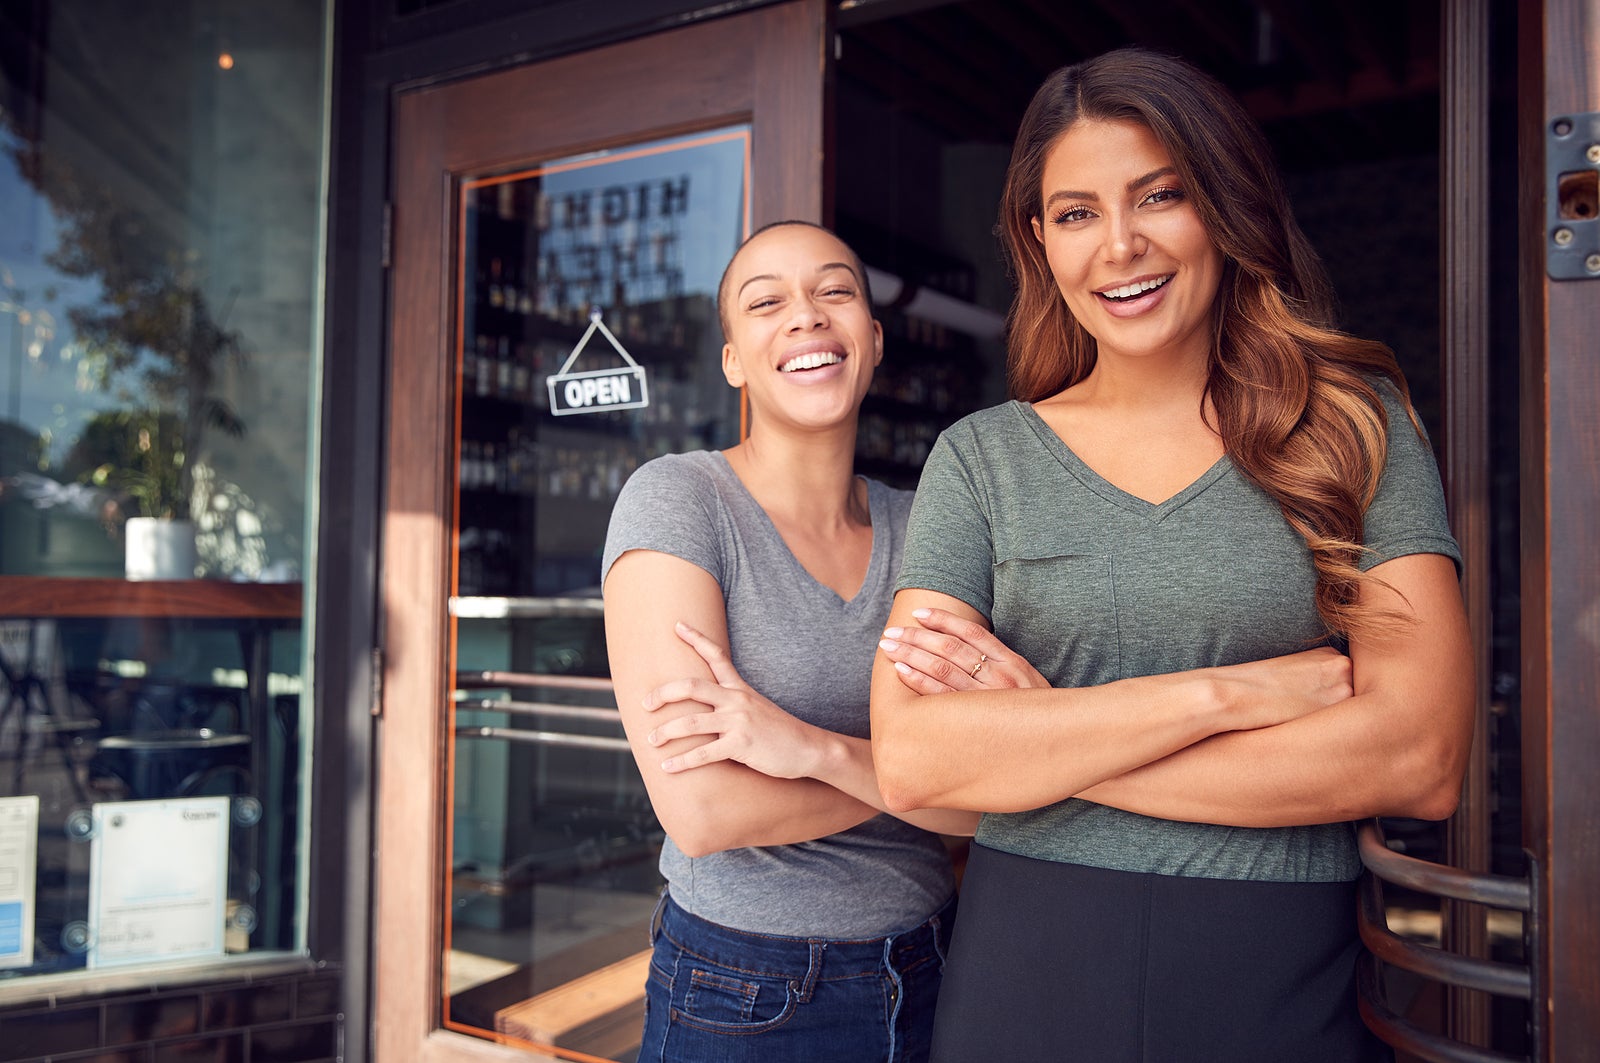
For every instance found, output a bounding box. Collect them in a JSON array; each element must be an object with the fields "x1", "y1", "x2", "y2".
[
  {"x1": 708, "y1": 450, "x2": 885, "y2": 607},
  {"x1": 1008, "y1": 400, "x2": 1232, "y2": 520}
]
